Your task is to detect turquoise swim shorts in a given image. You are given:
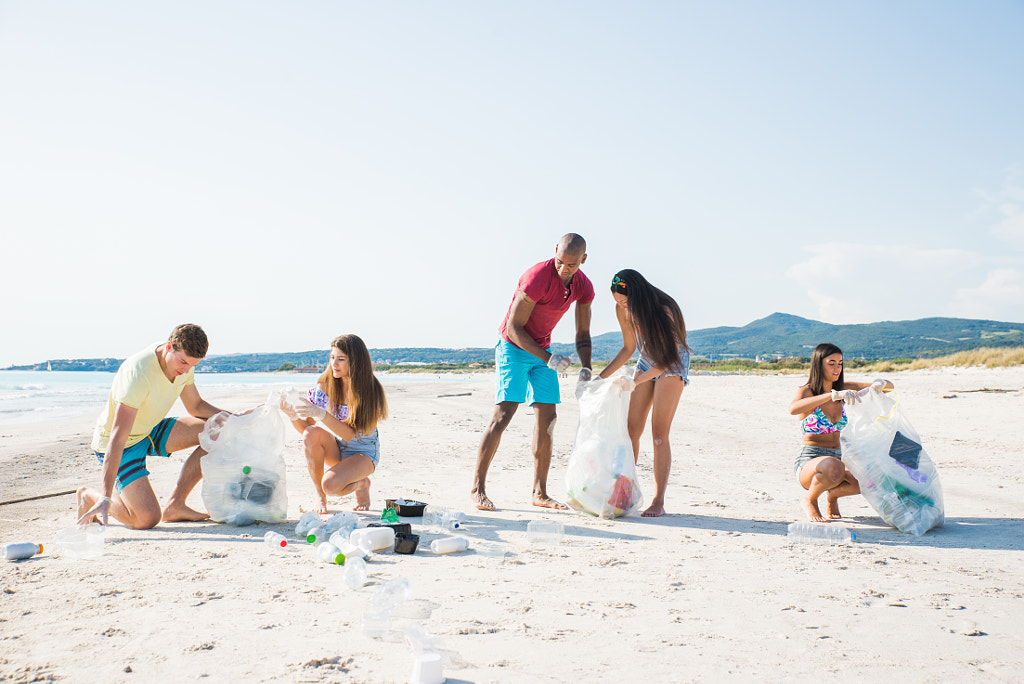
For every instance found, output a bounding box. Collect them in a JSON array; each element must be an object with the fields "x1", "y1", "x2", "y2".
[
  {"x1": 95, "y1": 417, "x2": 178, "y2": 492},
  {"x1": 494, "y1": 339, "x2": 560, "y2": 406}
]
